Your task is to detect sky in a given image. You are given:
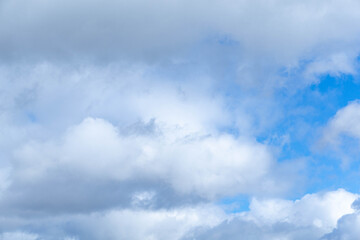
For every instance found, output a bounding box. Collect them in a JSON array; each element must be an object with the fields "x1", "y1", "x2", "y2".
[{"x1": 1, "y1": 0, "x2": 360, "y2": 239}]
